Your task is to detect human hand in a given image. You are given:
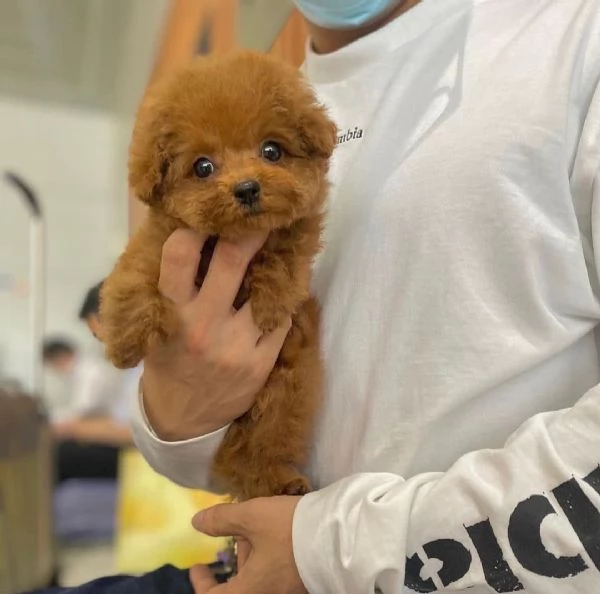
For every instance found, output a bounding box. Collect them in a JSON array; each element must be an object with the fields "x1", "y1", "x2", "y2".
[
  {"x1": 51, "y1": 417, "x2": 132, "y2": 446},
  {"x1": 141, "y1": 229, "x2": 292, "y2": 441},
  {"x1": 51, "y1": 420, "x2": 79, "y2": 440},
  {"x1": 189, "y1": 497, "x2": 307, "y2": 594}
]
